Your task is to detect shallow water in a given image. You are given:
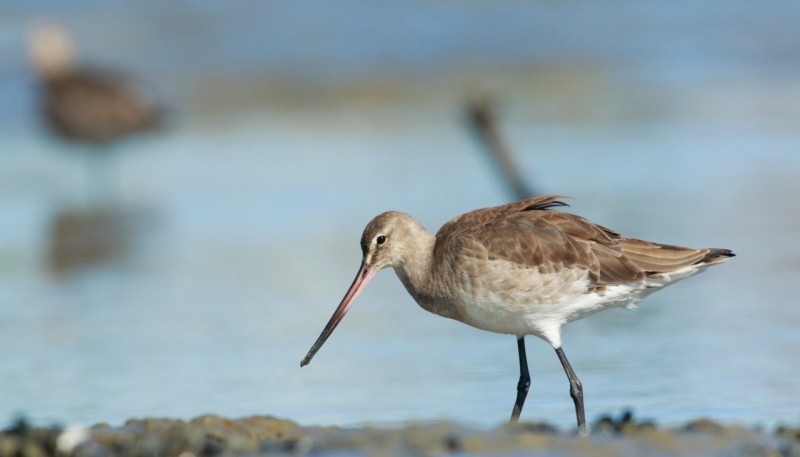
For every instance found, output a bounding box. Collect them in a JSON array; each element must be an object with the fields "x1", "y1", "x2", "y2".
[{"x1": 1, "y1": 0, "x2": 799, "y2": 432}]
